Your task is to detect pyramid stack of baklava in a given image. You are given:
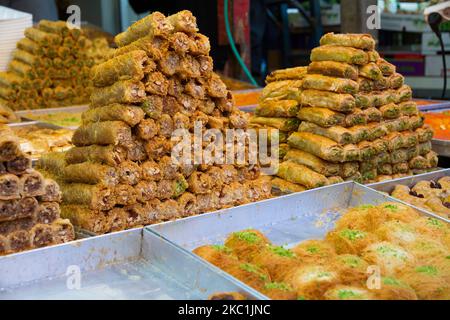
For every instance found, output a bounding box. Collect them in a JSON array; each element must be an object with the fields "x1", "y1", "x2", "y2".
[
  {"x1": 0, "y1": 20, "x2": 100, "y2": 110},
  {"x1": 38, "y1": 11, "x2": 271, "y2": 234},
  {"x1": 273, "y1": 33, "x2": 437, "y2": 191},
  {"x1": 0, "y1": 125, "x2": 74, "y2": 256}
]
